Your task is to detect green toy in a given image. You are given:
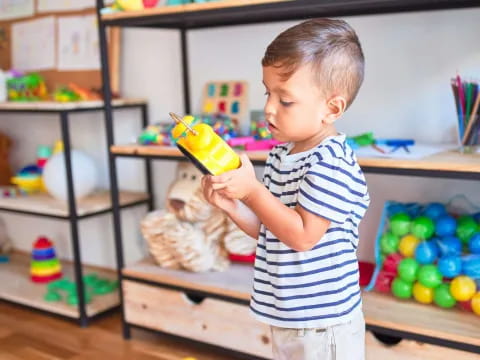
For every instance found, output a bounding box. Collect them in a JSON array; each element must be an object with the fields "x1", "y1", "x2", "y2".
[
  {"x1": 434, "y1": 283, "x2": 457, "y2": 308},
  {"x1": 456, "y1": 216, "x2": 479, "y2": 243},
  {"x1": 411, "y1": 216, "x2": 435, "y2": 239},
  {"x1": 43, "y1": 273, "x2": 118, "y2": 305},
  {"x1": 398, "y1": 258, "x2": 419, "y2": 283},
  {"x1": 417, "y1": 265, "x2": 442, "y2": 289},
  {"x1": 391, "y1": 277, "x2": 413, "y2": 299},
  {"x1": 390, "y1": 213, "x2": 411, "y2": 237},
  {"x1": 380, "y1": 232, "x2": 400, "y2": 255}
]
